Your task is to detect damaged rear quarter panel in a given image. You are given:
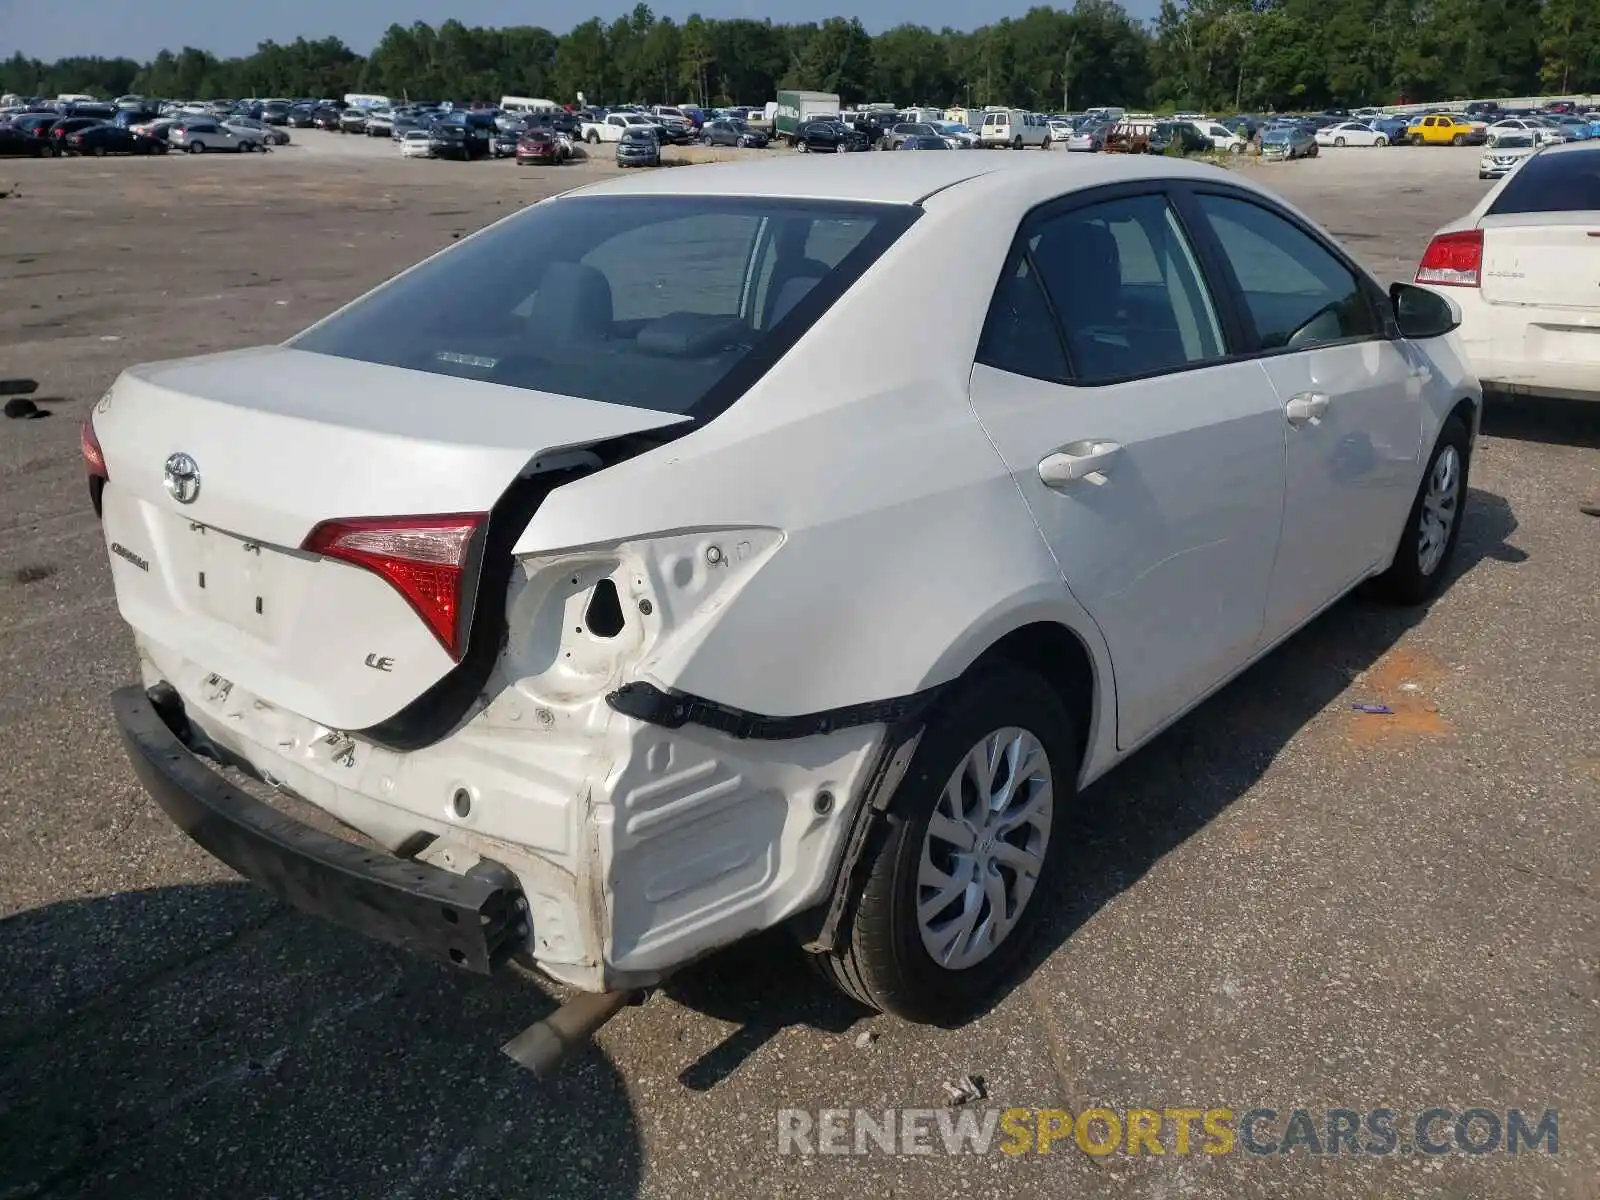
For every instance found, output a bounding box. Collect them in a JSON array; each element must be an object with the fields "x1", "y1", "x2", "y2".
[{"x1": 506, "y1": 195, "x2": 1115, "y2": 729}]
